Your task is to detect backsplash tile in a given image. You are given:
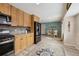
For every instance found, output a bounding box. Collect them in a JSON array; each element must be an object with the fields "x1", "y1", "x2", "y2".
[
  {"x1": 10, "y1": 27, "x2": 26, "y2": 34},
  {"x1": 0, "y1": 26, "x2": 27, "y2": 34}
]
